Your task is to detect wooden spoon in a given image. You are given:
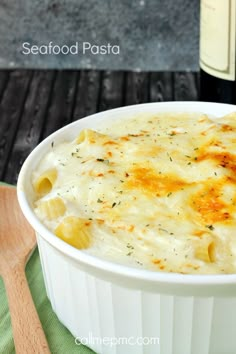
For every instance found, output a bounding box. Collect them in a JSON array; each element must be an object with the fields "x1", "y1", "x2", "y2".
[{"x1": 0, "y1": 185, "x2": 50, "y2": 353}]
